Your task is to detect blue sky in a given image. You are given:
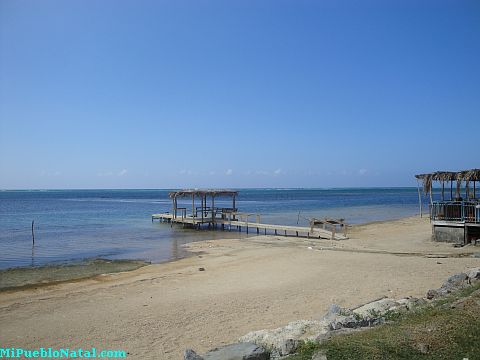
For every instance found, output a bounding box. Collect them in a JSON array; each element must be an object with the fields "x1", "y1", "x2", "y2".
[{"x1": 1, "y1": 0, "x2": 479, "y2": 189}]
